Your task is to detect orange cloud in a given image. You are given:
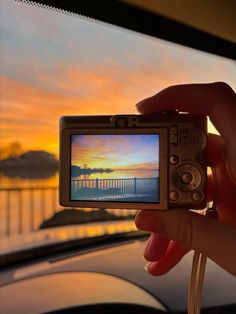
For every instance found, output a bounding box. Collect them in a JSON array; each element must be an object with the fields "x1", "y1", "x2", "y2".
[
  {"x1": 72, "y1": 135, "x2": 132, "y2": 168},
  {"x1": 1, "y1": 50, "x2": 225, "y2": 157},
  {"x1": 0, "y1": 59, "x2": 170, "y2": 156},
  {"x1": 115, "y1": 161, "x2": 159, "y2": 171},
  {"x1": 71, "y1": 134, "x2": 159, "y2": 172}
]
